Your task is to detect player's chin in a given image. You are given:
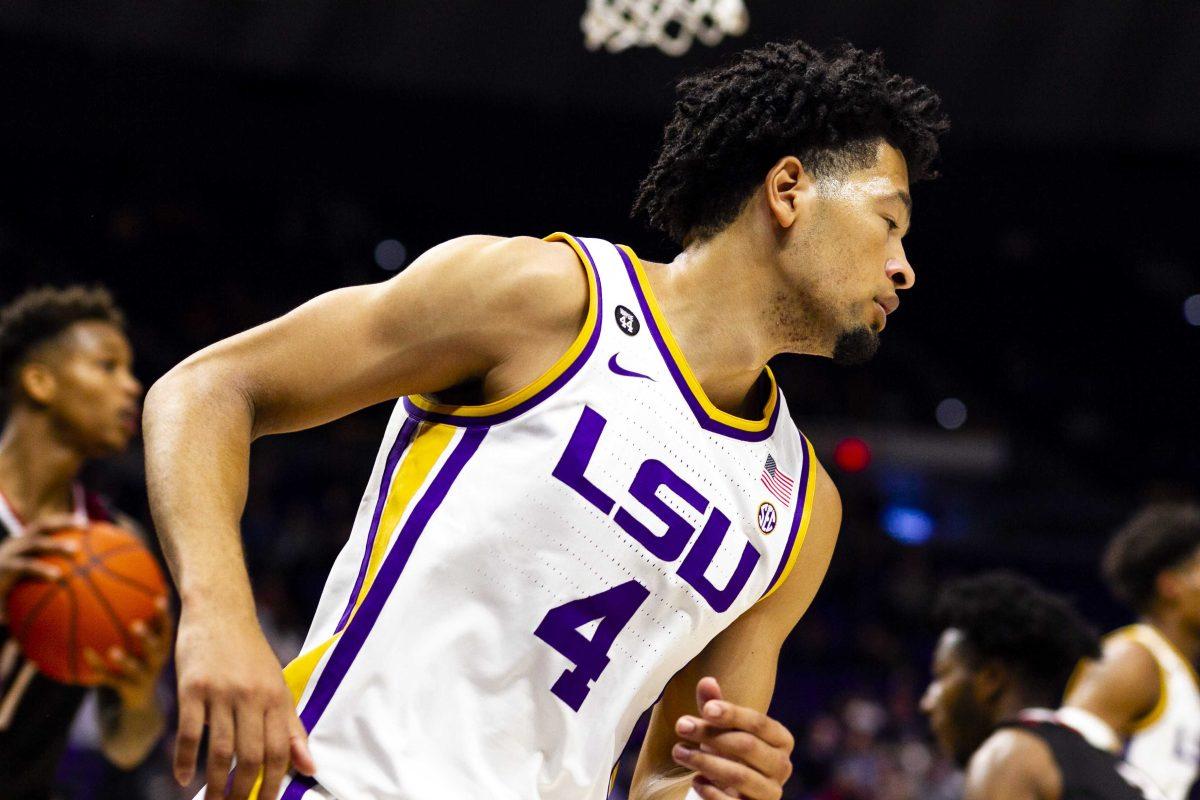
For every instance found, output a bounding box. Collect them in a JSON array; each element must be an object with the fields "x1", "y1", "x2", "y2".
[
  {"x1": 831, "y1": 325, "x2": 880, "y2": 366},
  {"x1": 89, "y1": 428, "x2": 133, "y2": 457}
]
